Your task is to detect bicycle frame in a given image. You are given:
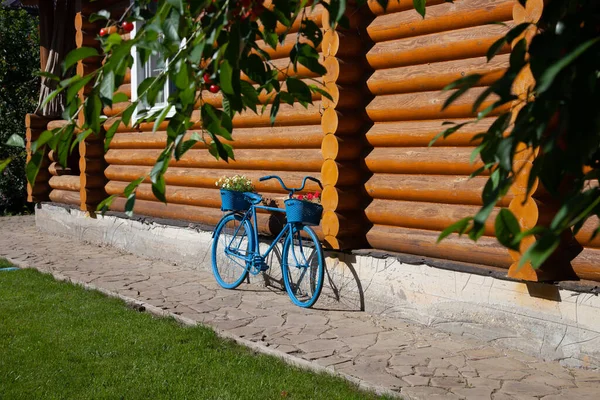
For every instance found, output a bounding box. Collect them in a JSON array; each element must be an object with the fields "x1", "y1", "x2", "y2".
[{"x1": 222, "y1": 204, "x2": 292, "y2": 266}]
